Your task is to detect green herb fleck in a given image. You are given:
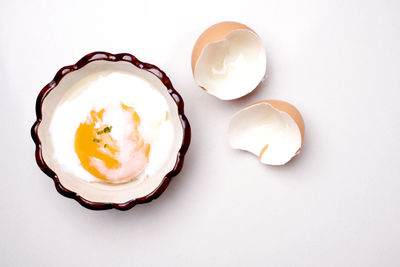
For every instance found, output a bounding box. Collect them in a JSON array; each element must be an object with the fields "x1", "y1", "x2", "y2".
[
  {"x1": 97, "y1": 126, "x2": 113, "y2": 135},
  {"x1": 103, "y1": 126, "x2": 112, "y2": 133},
  {"x1": 93, "y1": 138, "x2": 100, "y2": 143}
]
